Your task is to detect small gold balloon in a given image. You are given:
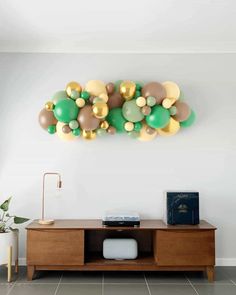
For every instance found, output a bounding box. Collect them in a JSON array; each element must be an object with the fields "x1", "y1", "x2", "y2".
[
  {"x1": 76, "y1": 98, "x2": 86, "y2": 108},
  {"x1": 92, "y1": 101, "x2": 109, "y2": 119},
  {"x1": 136, "y1": 96, "x2": 146, "y2": 107},
  {"x1": 119, "y1": 80, "x2": 136, "y2": 101},
  {"x1": 45, "y1": 101, "x2": 54, "y2": 111},
  {"x1": 124, "y1": 122, "x2": 134, "y2": 132},
  {"x1": 82, "y1": 130, "x2": 96, "y2": 140},
  {"x1": 100, "y1": 120, "x2": 109, "y2": 130},
  {"x1": 162, "y1": 97, "x2": 176, "y2": 109},
  {"x1": 157, "y1": 117, "x2": 180, "y2": 136},
  {"x1": 162, "y1": 81, "x2": 180, "y2": 100},
  {"x1": 66, "y1": 81, "x2": 82, "y2": 98}
]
